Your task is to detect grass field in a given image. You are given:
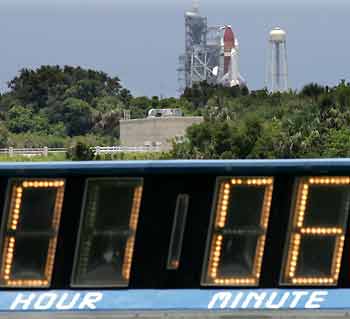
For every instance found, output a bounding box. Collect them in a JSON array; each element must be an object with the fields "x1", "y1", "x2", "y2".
[
  {"x1": 0, "y1": 152, "x2": 171, "y2": 162},
  {"x1": 0, "y1": 153, "x2": 67, "y2": 162}
]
